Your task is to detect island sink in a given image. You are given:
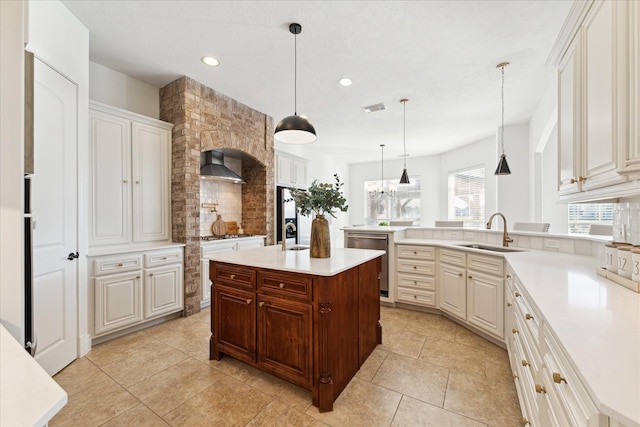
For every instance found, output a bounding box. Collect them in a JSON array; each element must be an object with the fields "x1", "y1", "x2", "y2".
[{"x1": 457, "y1": 243, "x2": 524, "y2": 253}]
